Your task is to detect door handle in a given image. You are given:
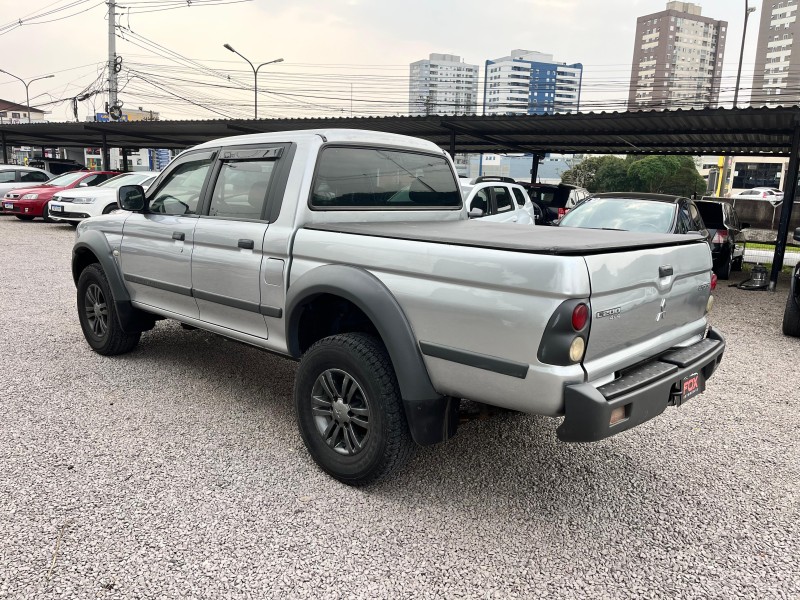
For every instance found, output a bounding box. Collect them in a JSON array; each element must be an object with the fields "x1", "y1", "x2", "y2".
[
  {"x1": 238, "y1": 239, "x2": 255, "y2": 250},
  {"x1": 172, "y1": 231, "x2": 185, "y2": 241}
]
